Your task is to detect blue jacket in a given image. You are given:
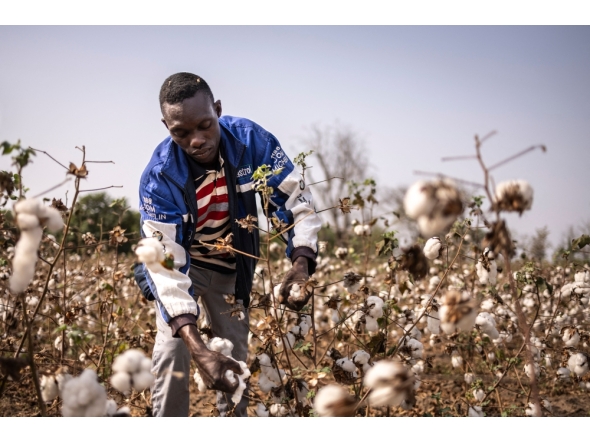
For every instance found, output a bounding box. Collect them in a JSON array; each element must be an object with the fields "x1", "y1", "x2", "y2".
[{"x1": 135, "y1": 116, "x2": 322, "y2": 324}]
